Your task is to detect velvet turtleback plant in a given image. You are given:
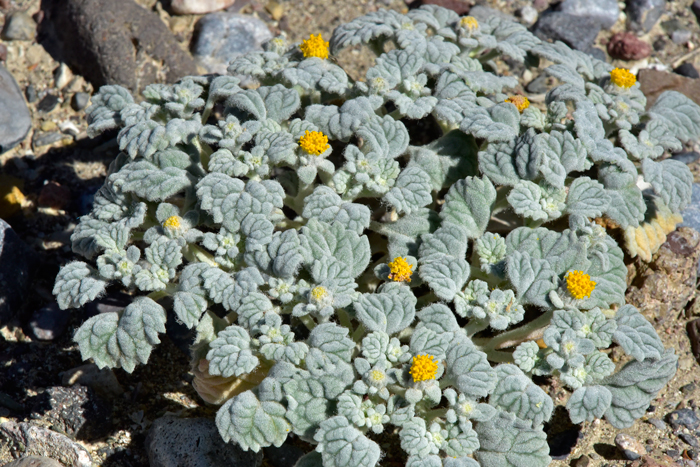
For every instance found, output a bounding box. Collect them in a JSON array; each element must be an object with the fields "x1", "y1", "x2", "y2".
[{"x1": 54, "y1": 6, "x2": 700, "y2": 467}]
